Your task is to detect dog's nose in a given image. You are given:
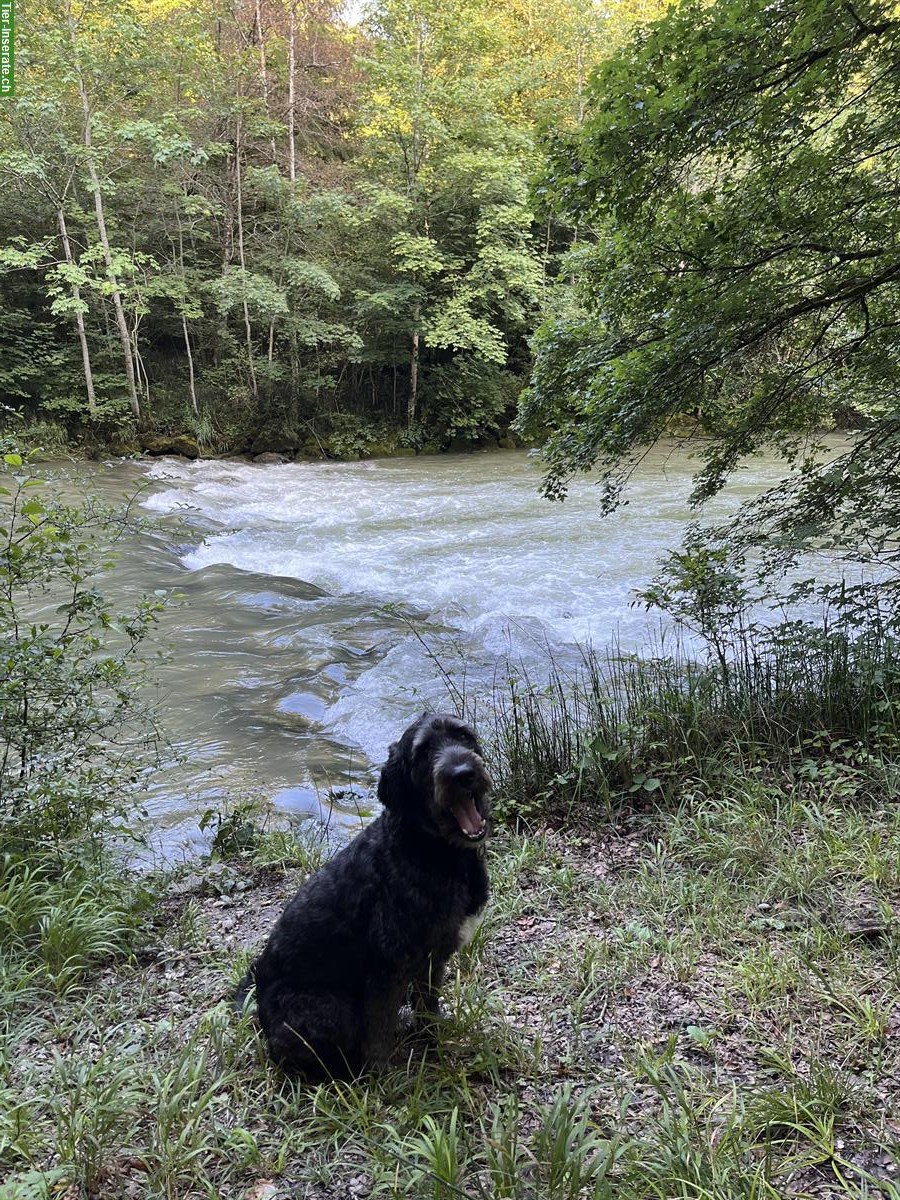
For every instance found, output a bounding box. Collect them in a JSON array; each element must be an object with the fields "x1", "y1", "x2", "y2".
[{"x1": 451, "y1": 762, "x2": 476, "y2": 786}]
